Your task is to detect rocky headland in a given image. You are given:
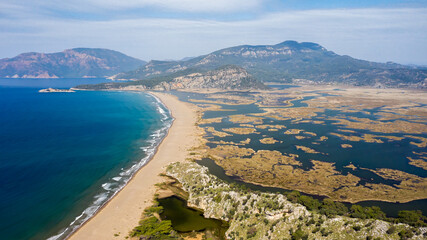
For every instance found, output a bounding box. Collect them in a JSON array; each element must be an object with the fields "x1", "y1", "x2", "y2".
[{"x1": 38, "y1": 88, "x2": 75, "y2": 93}]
